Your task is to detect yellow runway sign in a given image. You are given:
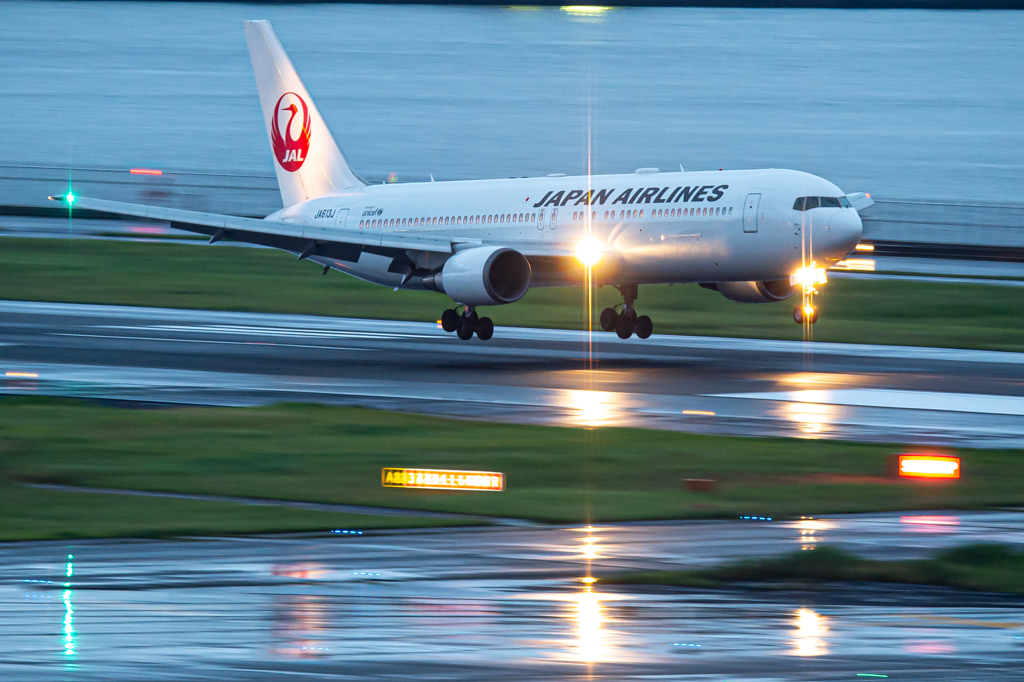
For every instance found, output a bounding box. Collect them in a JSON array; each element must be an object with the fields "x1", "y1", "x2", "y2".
[{"x1": 382, "y1": 468, "x2": 504, "y2": 491}]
